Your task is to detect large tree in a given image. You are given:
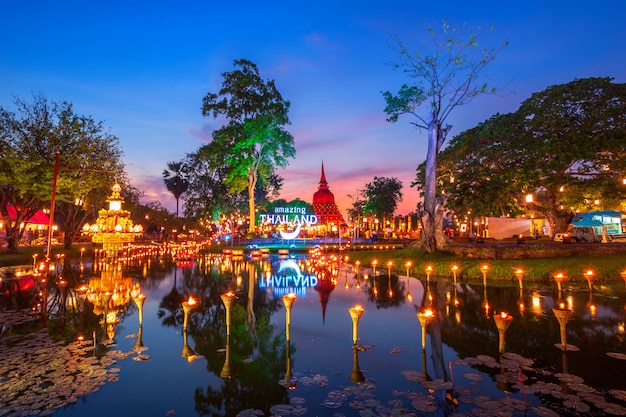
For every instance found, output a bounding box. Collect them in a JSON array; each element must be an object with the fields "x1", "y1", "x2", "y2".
[
  {"x1": 0, "y1": 94, "x2": 124, "y2": 252},
  {"x1": 438, "y1": 77, "x2": 626, "y2": 235},
  {"x1": 201, "y1": 59, "x2": 295, "y2": 234},
  {"x1": 382, "y1": 21, "x2": 506, "y2": 252},
  {"x1": 362, "y1": 176, "x2": 404, "y2": 219}
]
